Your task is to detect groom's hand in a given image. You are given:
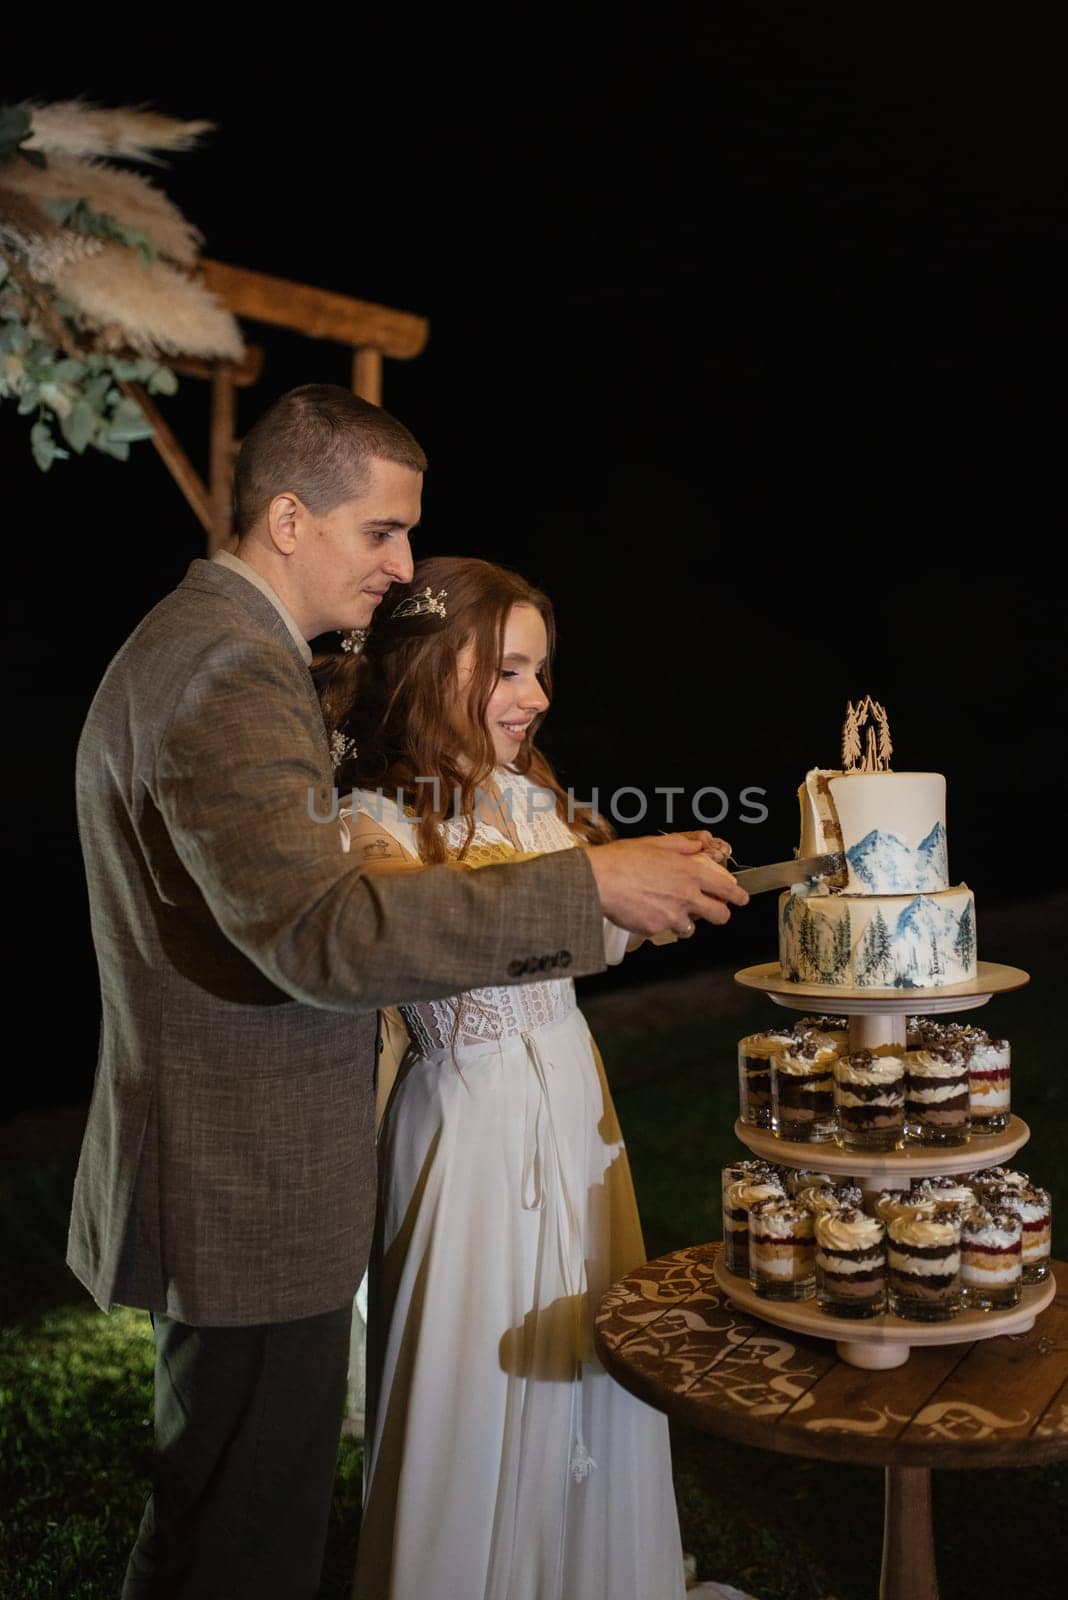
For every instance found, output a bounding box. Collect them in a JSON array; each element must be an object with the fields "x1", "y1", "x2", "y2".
[{"x1": 586, "y1": 834, "x2": 749, "y2": 938}]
